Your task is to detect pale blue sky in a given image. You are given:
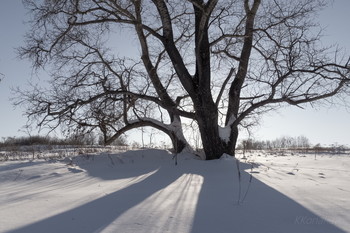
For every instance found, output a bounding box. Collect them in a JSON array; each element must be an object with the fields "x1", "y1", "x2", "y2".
[{"x1": 0, "y1": 0, "x2": 349, "y2": 146}]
